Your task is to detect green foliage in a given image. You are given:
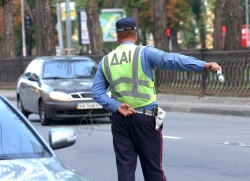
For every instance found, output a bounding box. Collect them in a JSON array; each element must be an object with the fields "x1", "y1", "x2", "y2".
[
  {"x1": 179, "y1": 11, "x2": 200, "y2": 49},
  {"x1": 25, "y1": 0, "x2": 35, "y2": 9},
  {"x1": 189, "y1": 0, "x2": 202, "y2": 20},
  {"x1": 119, "y1": 0, "x2": 143, "y2": 17},
  {"x1": 75, "y1": 0, "x2": 106, "y2": 14},
  {"x1": 75, "y1": 0, "x2": 87, "y2": 9},
  {"x1": 138, "y1": 0, "x2": 153, "y2": 32},
  {"x1": 103, "y1": 42, "x2": 117, "y2": 53},
  {"x1": 167, "y1": 0, "x2": 191, "y2": 29}
]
